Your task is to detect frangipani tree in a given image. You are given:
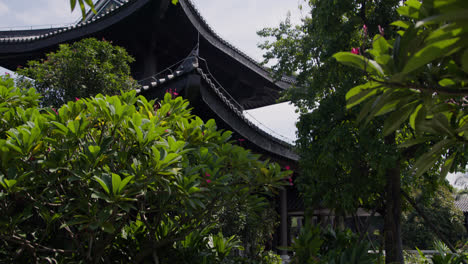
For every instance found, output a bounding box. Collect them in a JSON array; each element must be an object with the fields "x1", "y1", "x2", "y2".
[
  {"x1": 334, "y1": 0, "x2": 468, "y2": 179},
  {"x1": 0, "y1": 76, "x2": 288, "y2": 263}
]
